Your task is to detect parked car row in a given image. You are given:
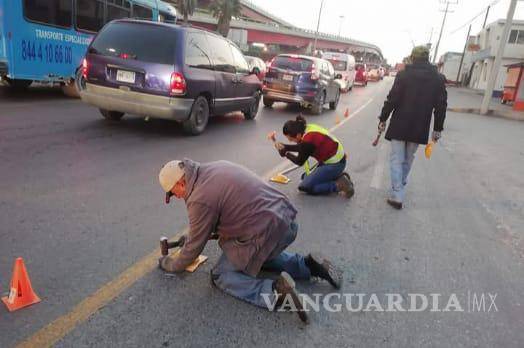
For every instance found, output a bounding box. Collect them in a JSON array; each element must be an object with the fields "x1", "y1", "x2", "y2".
[{"x1": 78, "y1": 19, "x2": 378, "y2": 135}]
